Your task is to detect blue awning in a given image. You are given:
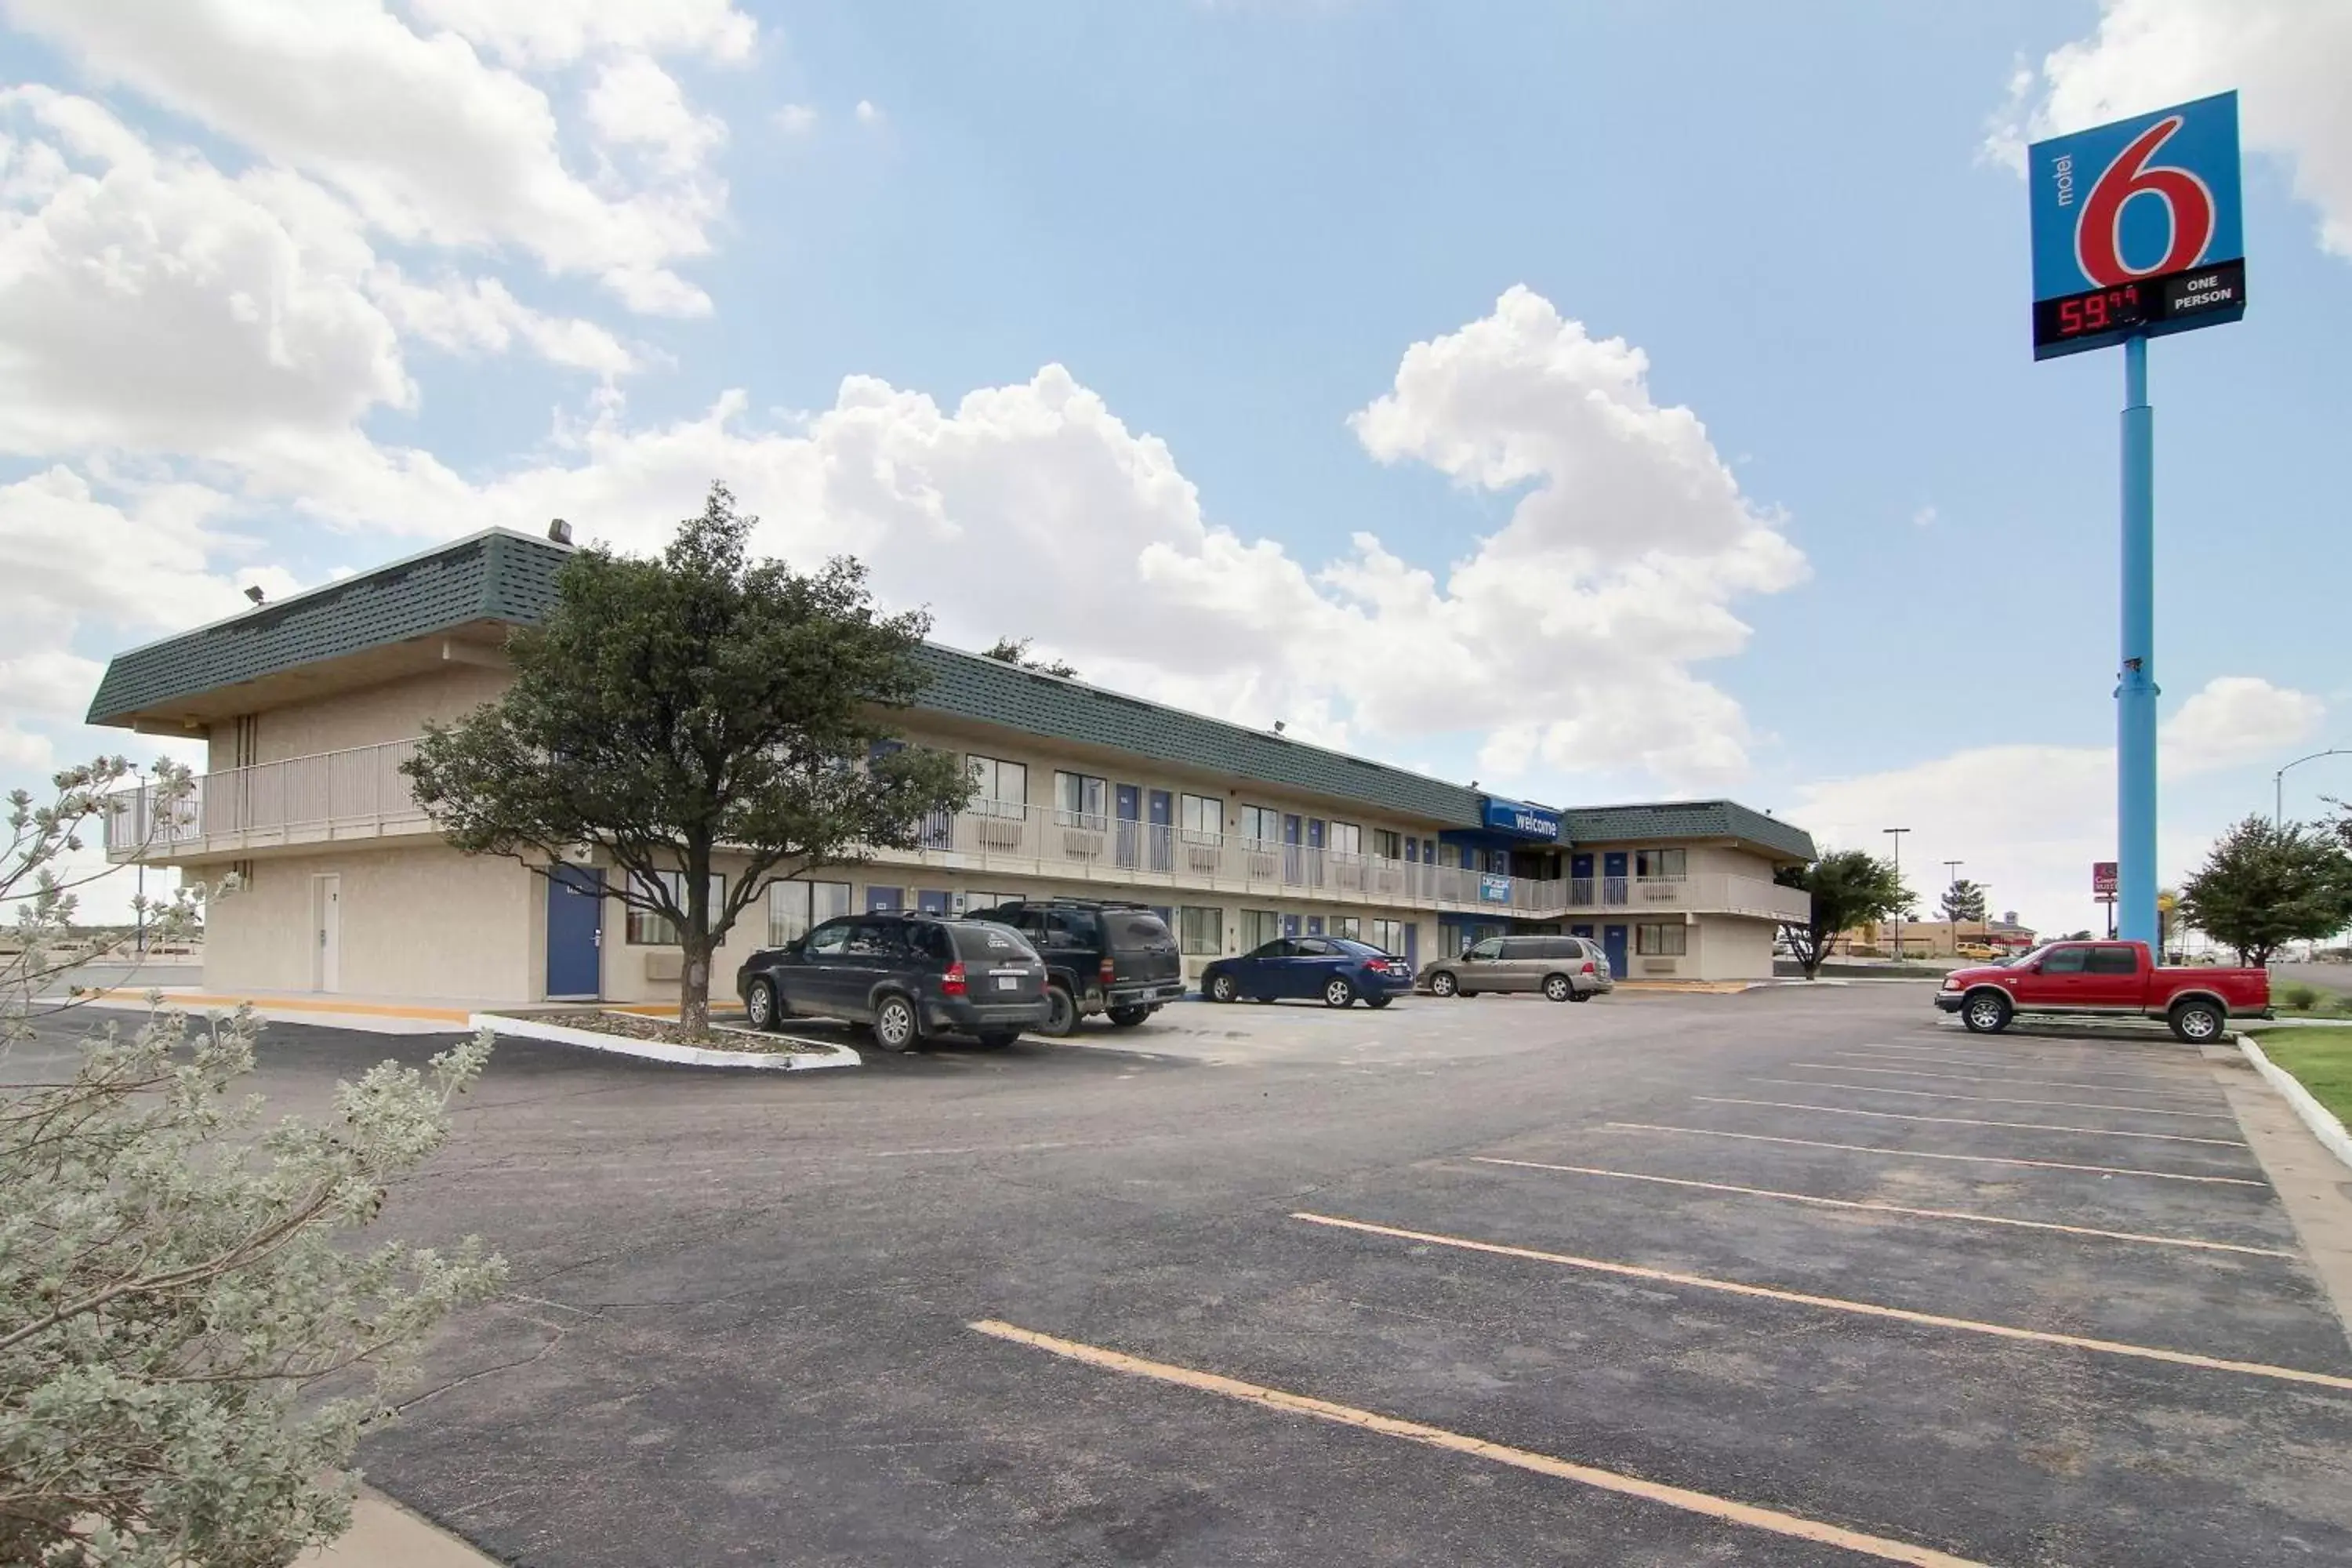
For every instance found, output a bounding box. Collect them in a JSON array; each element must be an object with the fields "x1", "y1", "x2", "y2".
[{"x1": 1479, "y1": 797, "x2": 1562, "y2": 841}]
